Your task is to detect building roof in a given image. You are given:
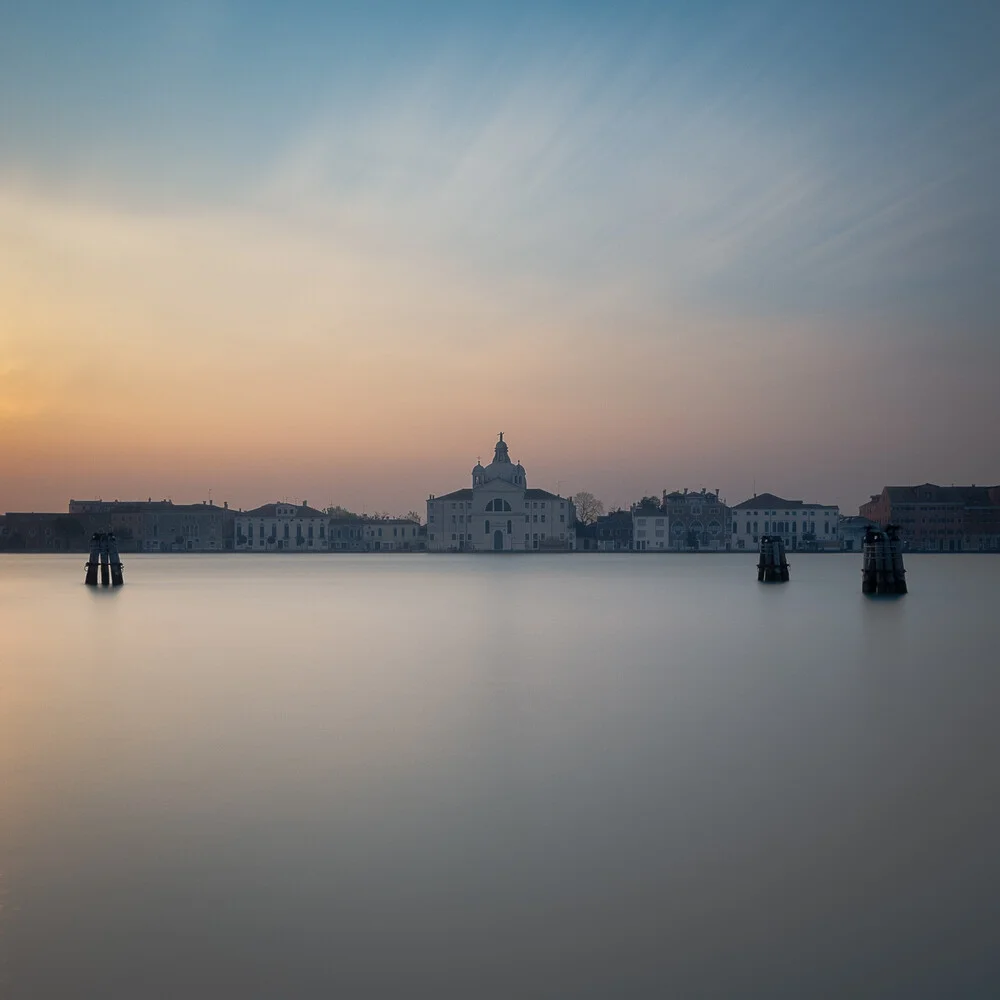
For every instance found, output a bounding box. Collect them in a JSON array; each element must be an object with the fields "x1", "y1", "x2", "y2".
[
  {"x1": 431, "y1": 487, "x2": 566, "y2": 503},
  {"x1": 732, "y1": 492, "x2": 797, "y2": 509},
  {"x1": 597, "y1": 510, "x2": 632, "y2": 523},
  {"x1": 431, "y1": 489, "x2": 474, "y2": 502},
  {"x1": 878, "y1": 484, "x2": 998, "y2": 507},
  {"x1": 242, "y1": 502, "x2": 328, "y2": 518},
  {"x1": 731, "y1": 493, "x2": 835, "y2": 511}
]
